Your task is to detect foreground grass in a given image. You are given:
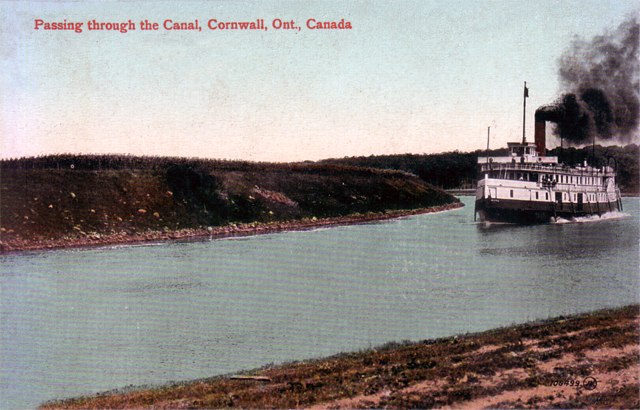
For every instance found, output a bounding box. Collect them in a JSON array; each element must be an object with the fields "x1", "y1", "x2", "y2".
[{"x1": 42, "y1": 305, "x2": 639, "y2": 409}]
